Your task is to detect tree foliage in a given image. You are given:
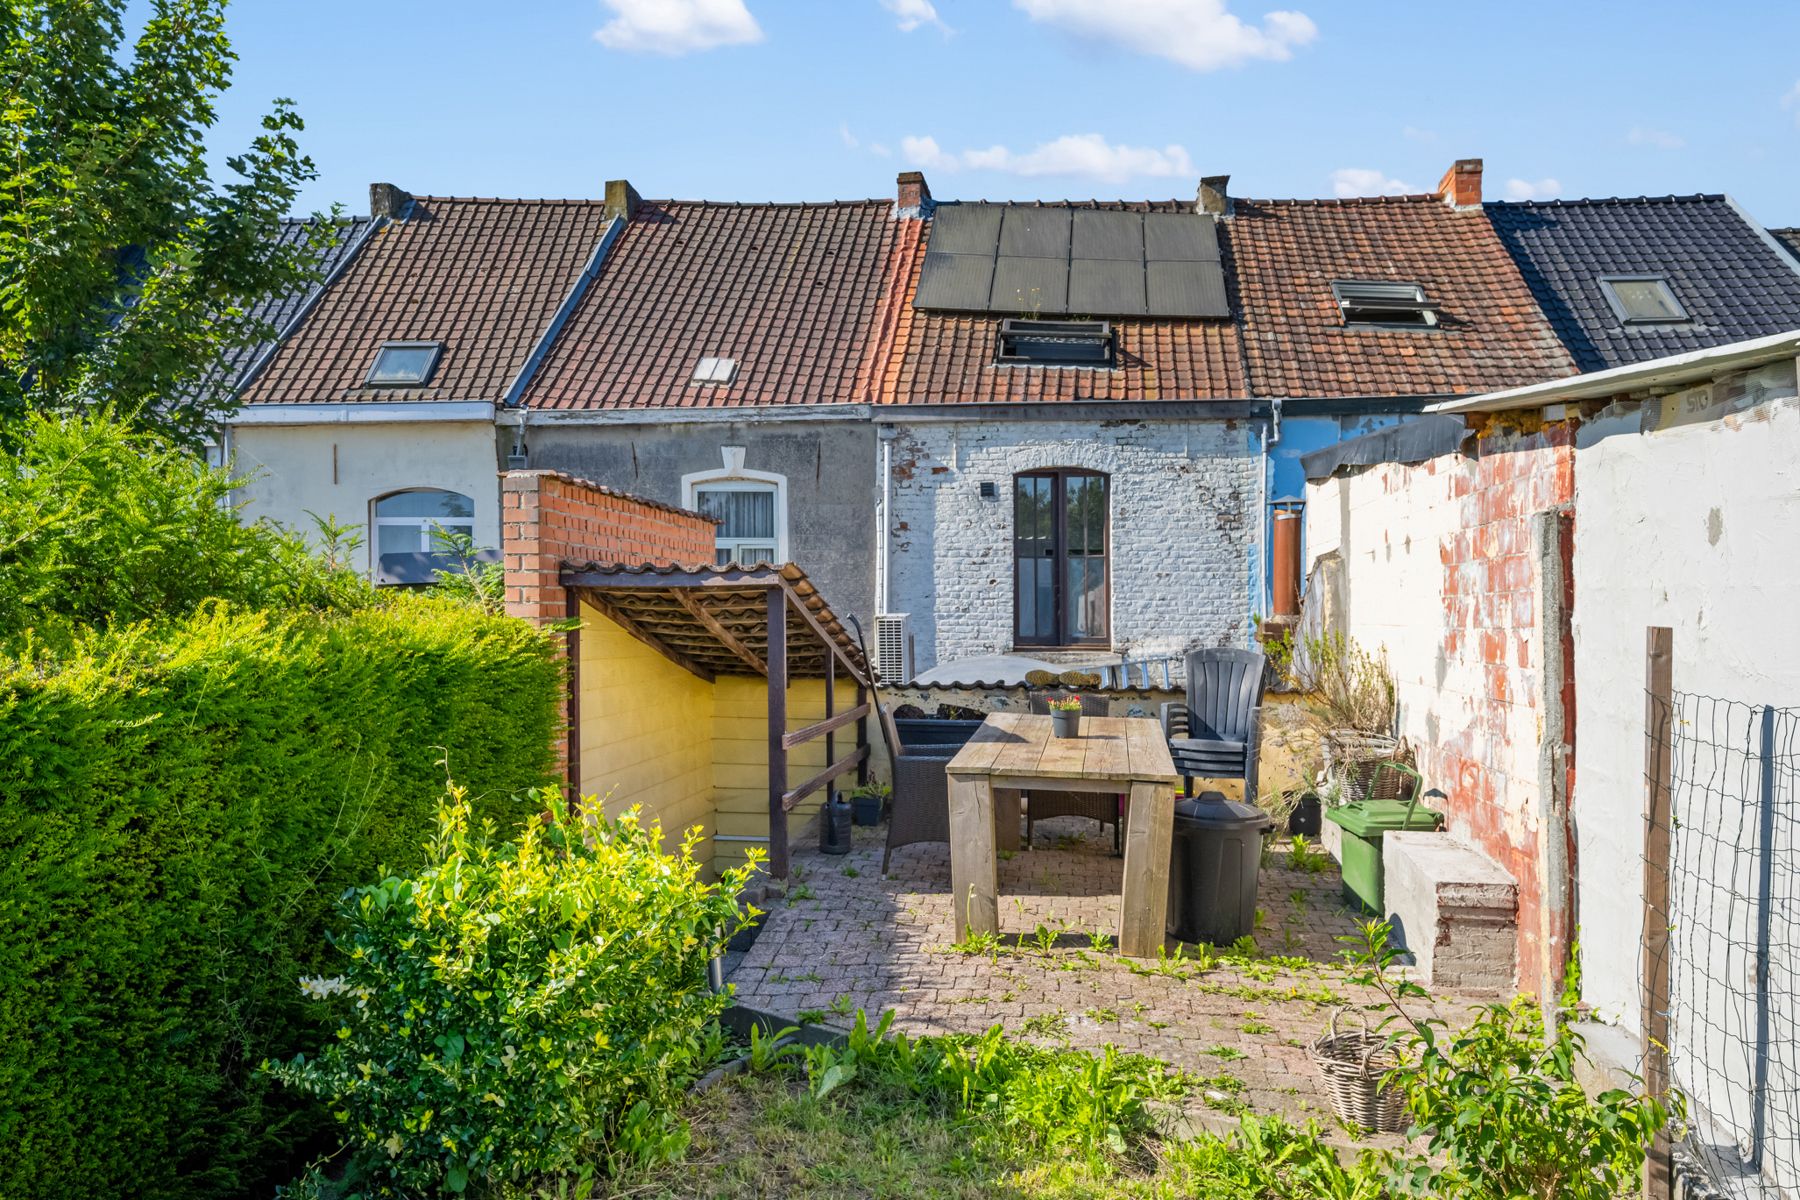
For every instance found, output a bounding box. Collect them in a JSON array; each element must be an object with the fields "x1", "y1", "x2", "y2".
[{"x1": 0, "y1": 0, "x2": 329, "y2": 444}]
